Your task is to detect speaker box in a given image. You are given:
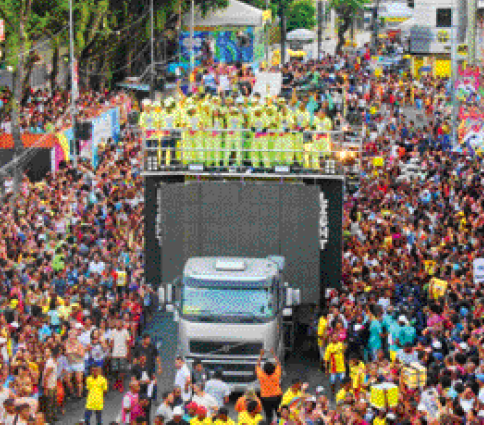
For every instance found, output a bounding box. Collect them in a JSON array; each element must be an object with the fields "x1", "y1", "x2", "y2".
[{"x1": 74, "y1": 121, "x2": 93, "y2": 140}]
